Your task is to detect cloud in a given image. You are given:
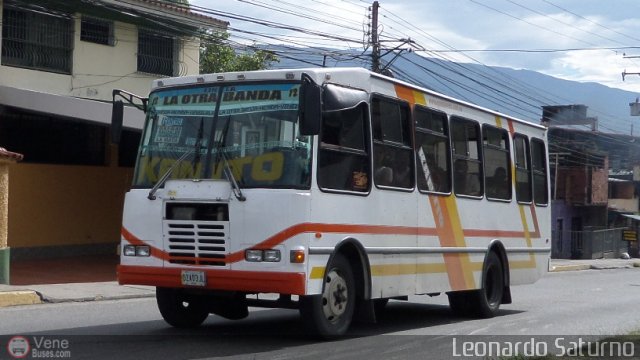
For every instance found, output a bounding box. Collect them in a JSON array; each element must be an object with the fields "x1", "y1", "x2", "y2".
[
  {"x1": 546, "y1": 50, "x2": 640, "y2": 91},
  {"x1": 190, "y1": 0, "x2": 640, "y2": 91}
]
